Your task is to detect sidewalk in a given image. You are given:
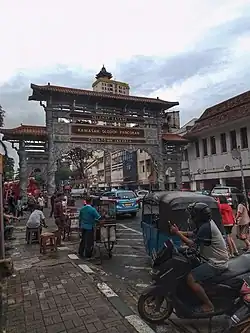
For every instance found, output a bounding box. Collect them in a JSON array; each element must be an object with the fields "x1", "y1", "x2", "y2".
[
  {"x1": 5, "y1": 261, "x2": 137, "y2": 333},
  {"x1": 1, "y1": 210, "x2": 142, "y2": 333}
]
